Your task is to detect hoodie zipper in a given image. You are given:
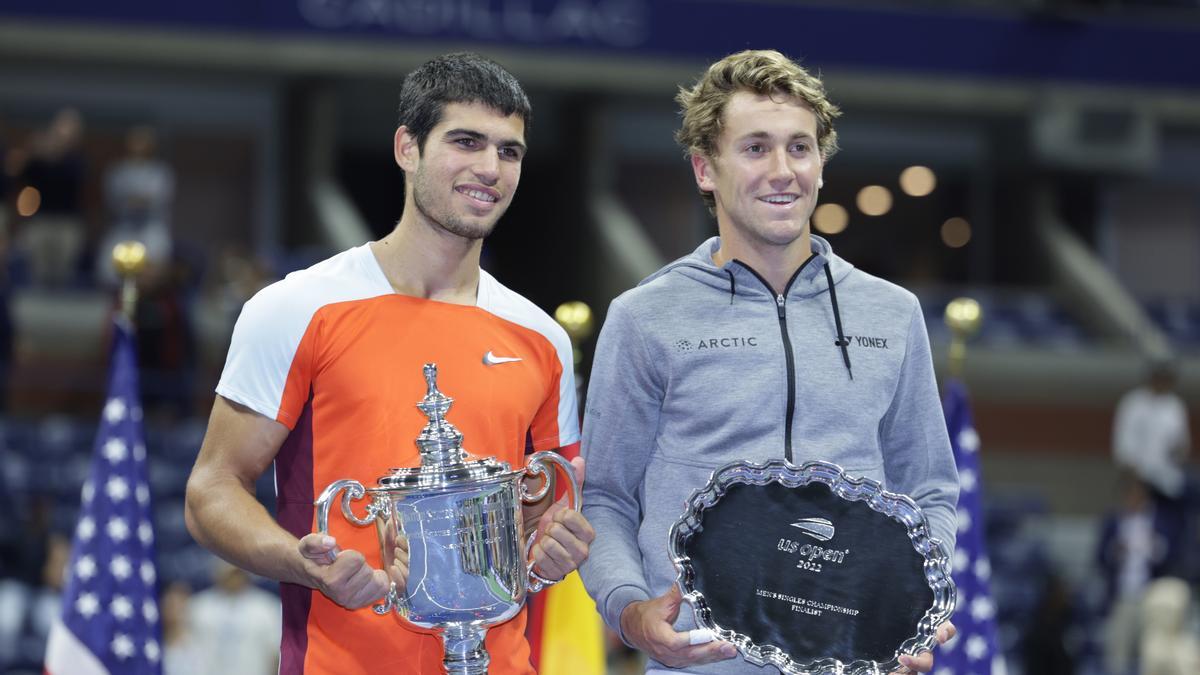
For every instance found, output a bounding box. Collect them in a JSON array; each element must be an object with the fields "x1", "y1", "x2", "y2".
[
  {"x1": 732, "y1": 259, "x2": 814, "y2": 464},
  {"x1": 775, "y1": 293, "x2": 797, "y2": 463}
]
